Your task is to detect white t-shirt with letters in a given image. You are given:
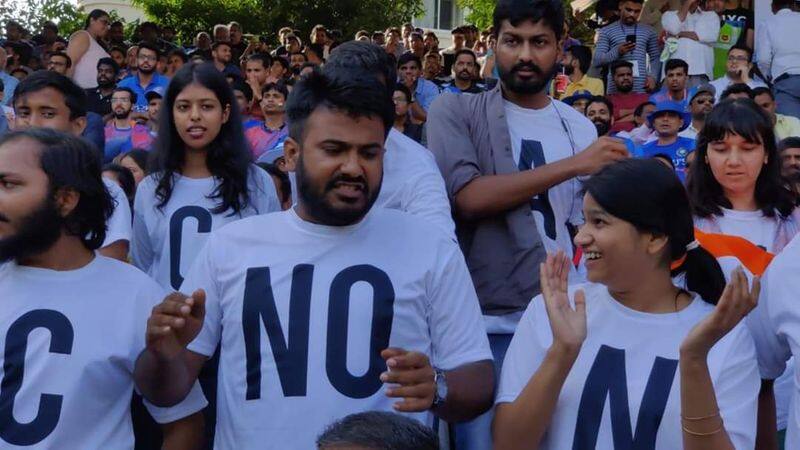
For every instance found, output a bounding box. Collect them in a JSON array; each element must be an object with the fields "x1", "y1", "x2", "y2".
[
  {"x1": 497, "y1": 283, "x2": 759, "y2": 449},
  {"x1": 0, "y1": 255, "x2": 207, "y2": 449},
  {"x1": 131, "y1": 167, "x2": 280, "y2": 289},
  {"x1": 181, "y1": 207, "x2": 492, "y2": 449}
]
